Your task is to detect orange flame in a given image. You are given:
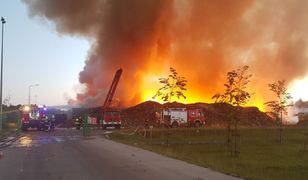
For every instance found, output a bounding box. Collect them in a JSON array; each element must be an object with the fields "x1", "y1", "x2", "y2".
[{"x1": 140, "y1": 72, "x2": 266, "y2": 112}]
